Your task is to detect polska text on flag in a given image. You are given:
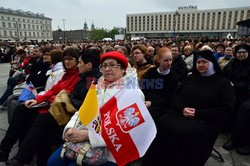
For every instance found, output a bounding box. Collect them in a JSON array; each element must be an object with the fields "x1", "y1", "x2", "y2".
[{"x1": 100, "y1": 88, "x2": 157, "y2": 166}]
